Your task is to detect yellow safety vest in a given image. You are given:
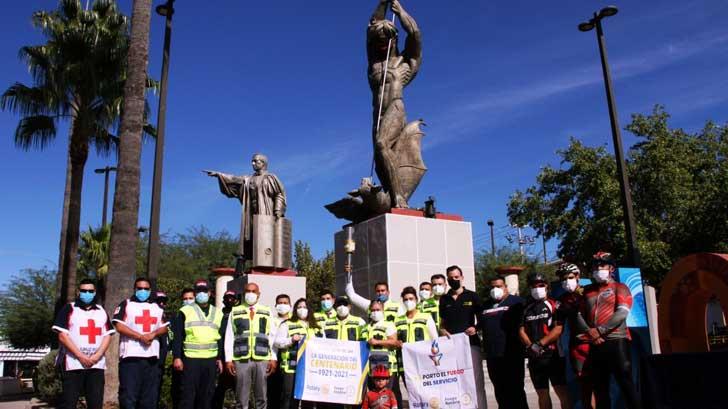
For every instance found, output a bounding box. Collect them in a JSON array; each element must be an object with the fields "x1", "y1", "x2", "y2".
[
  {"x1": 181, "y1": 304, "x2": 222, "y2": 359},
  {"x1": 395, "y1": 312, "x2": 432, "y2": 368},
  {"x1": 418, "y1": 298, "x2": 440, "y2": 329},
  {"x1": 324, "y1": 315, "x2": 367, "y2": 341},
  {"x1": 314, "y1": 309, "x2": 335, "y2": 326},
  {"x1": 383, "y1": 300, "x2": 401, "y2": 323},
  {"x1": 230, "y1": 304, "x2": 273, "y2": 361},
  {"x1": 367, "y1": 321, "x2": 399, "y2": 373},
  {"x1": 280, "y1": 320, "x2": 322, "y2": 374}
]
